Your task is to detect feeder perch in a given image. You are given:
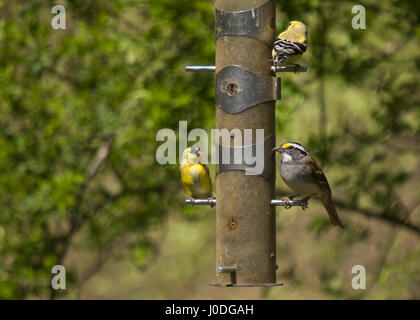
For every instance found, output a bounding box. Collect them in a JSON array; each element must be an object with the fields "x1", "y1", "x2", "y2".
[
  {"x1": 271, "y1": 64, "x2": 307, "y2": 74},
  {"x1": 185, "y1": 64, "x2": 307, "y2": 75},
  {"x1": 184, "y1": 198, "x2": 217, "y2": 206},
  {"x1": 185, "y1": 198, "x2": 308, "y2": 207},
  {"x1": 185, "y1": 65, "x2": 216, "y2": 72}
]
